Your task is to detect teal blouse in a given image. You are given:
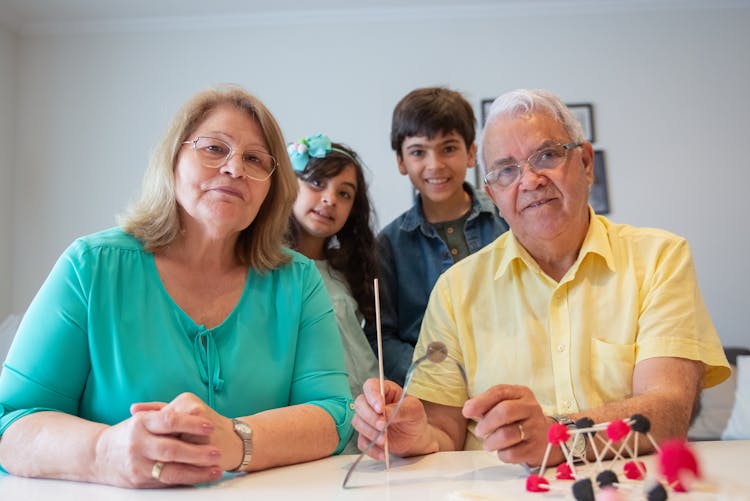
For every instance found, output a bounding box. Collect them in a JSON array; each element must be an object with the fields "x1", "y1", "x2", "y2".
[{"x1": 0, "y1": 228, "x2": 354, "y2": 461}]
